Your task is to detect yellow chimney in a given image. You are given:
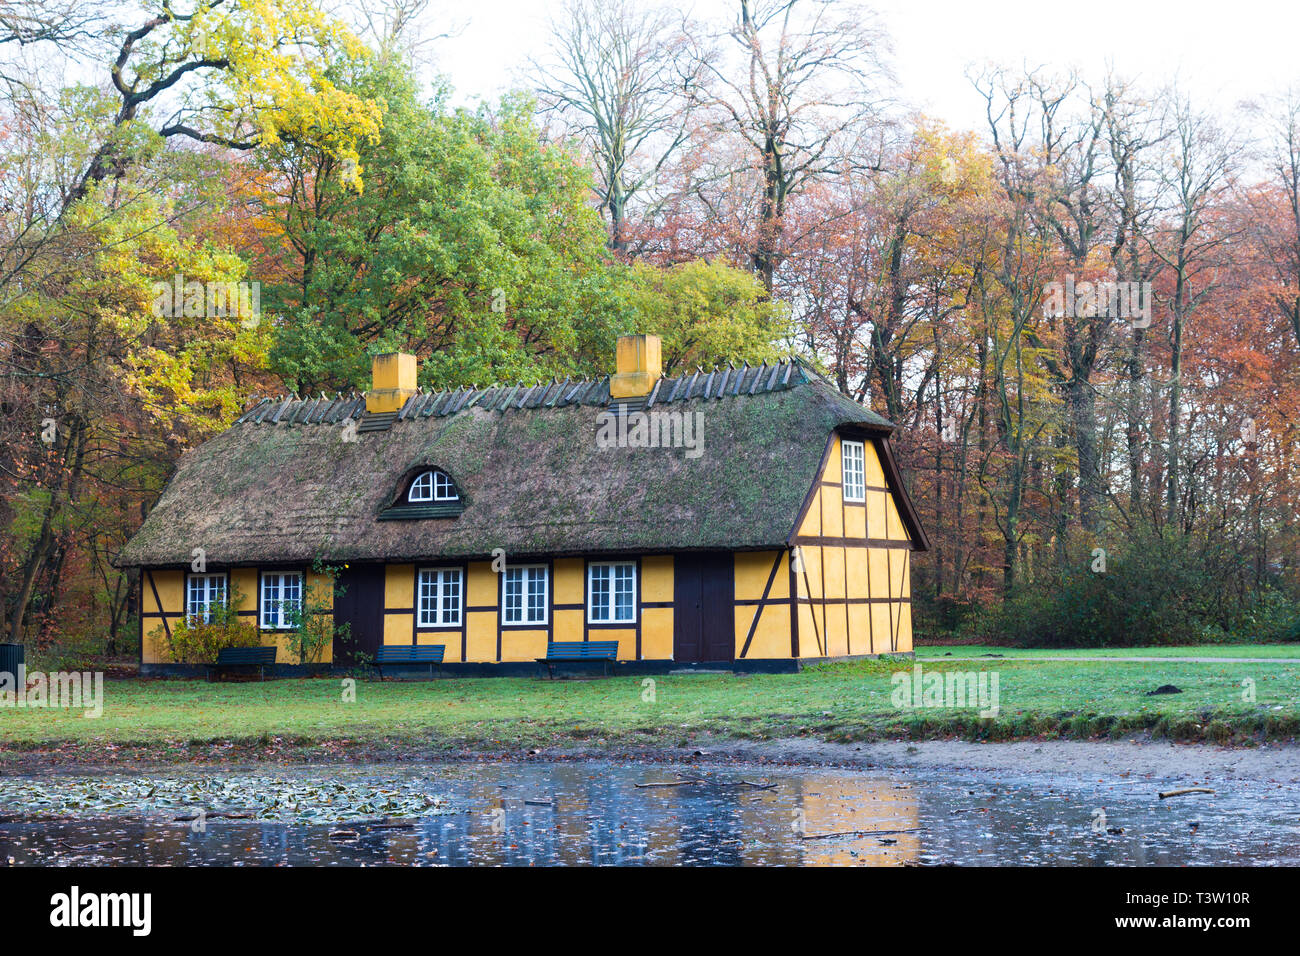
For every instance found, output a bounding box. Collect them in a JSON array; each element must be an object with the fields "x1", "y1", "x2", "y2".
[
  {"x1": 610, "y1": 334, "x2": 662, "y2": 399},
  {"x1": 366, "y1": 352, "x2": 418, "y2": 413}
]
